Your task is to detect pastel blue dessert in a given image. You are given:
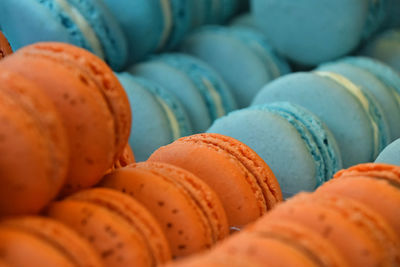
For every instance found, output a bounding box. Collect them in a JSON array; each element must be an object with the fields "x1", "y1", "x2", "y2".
[
  {"x1": 317, "y1": 61, "x2": 400, "y2": 140},
  {"x1": 101, "y1": 0, "x2": 192, "y2": 65},
  {"x1": 251, "y1": 0, "x2": 388, "y2": 66},
  {"x1": 207, "y1": 102, "x2": 342, "y2": 198},
  {"x1": 180, "y1": 25, "x2": 290, "y2": 108},
  {"x1": 0, "y1": 0, "x2": 128, "y2": 70},
  {"x1": 252, "y1": 72, "x2": 390, "y2": 167},
  {"x1": 375, "y1": 138, "x2": 400, "y2": 165},
  {"x1": 130, "y1": 53, "x2": 237, "y2": 133},
  {"x1": 230, "y1": 13, "x2": 256, "y2": 29},
  {"x1": 361, "y1": 28, "x2": 400, "y2": 73},
  {"x1": 117, "y1": 73, "x2": 192, "y2": 162}
]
